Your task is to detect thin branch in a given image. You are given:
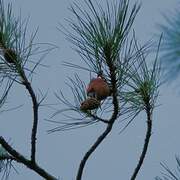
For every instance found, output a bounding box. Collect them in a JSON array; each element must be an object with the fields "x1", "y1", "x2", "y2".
[
  {"x1": 130, "y1": 105, "x2": 152, "y2": 180},
  {"x1": 20, "y1": 70, "x2": 38, "y2": 164},
  {"x1": 89, "y1": 114, "x2": 109, "y2": 124},
  {"x1": 76, "y1": 55, "x2": 119, "y2": 180},
  {"x1": 0, "y1": 137, "x2": 57, "y2": 180},
  {"x1": 76, "y1": 121, "x2": 115, "y2": 180}
]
